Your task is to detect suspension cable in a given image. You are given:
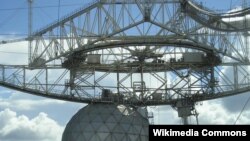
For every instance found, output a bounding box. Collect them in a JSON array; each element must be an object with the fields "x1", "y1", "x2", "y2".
[{"x1": 234, "y1": 94, "x2": 250, "y2": 124}]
